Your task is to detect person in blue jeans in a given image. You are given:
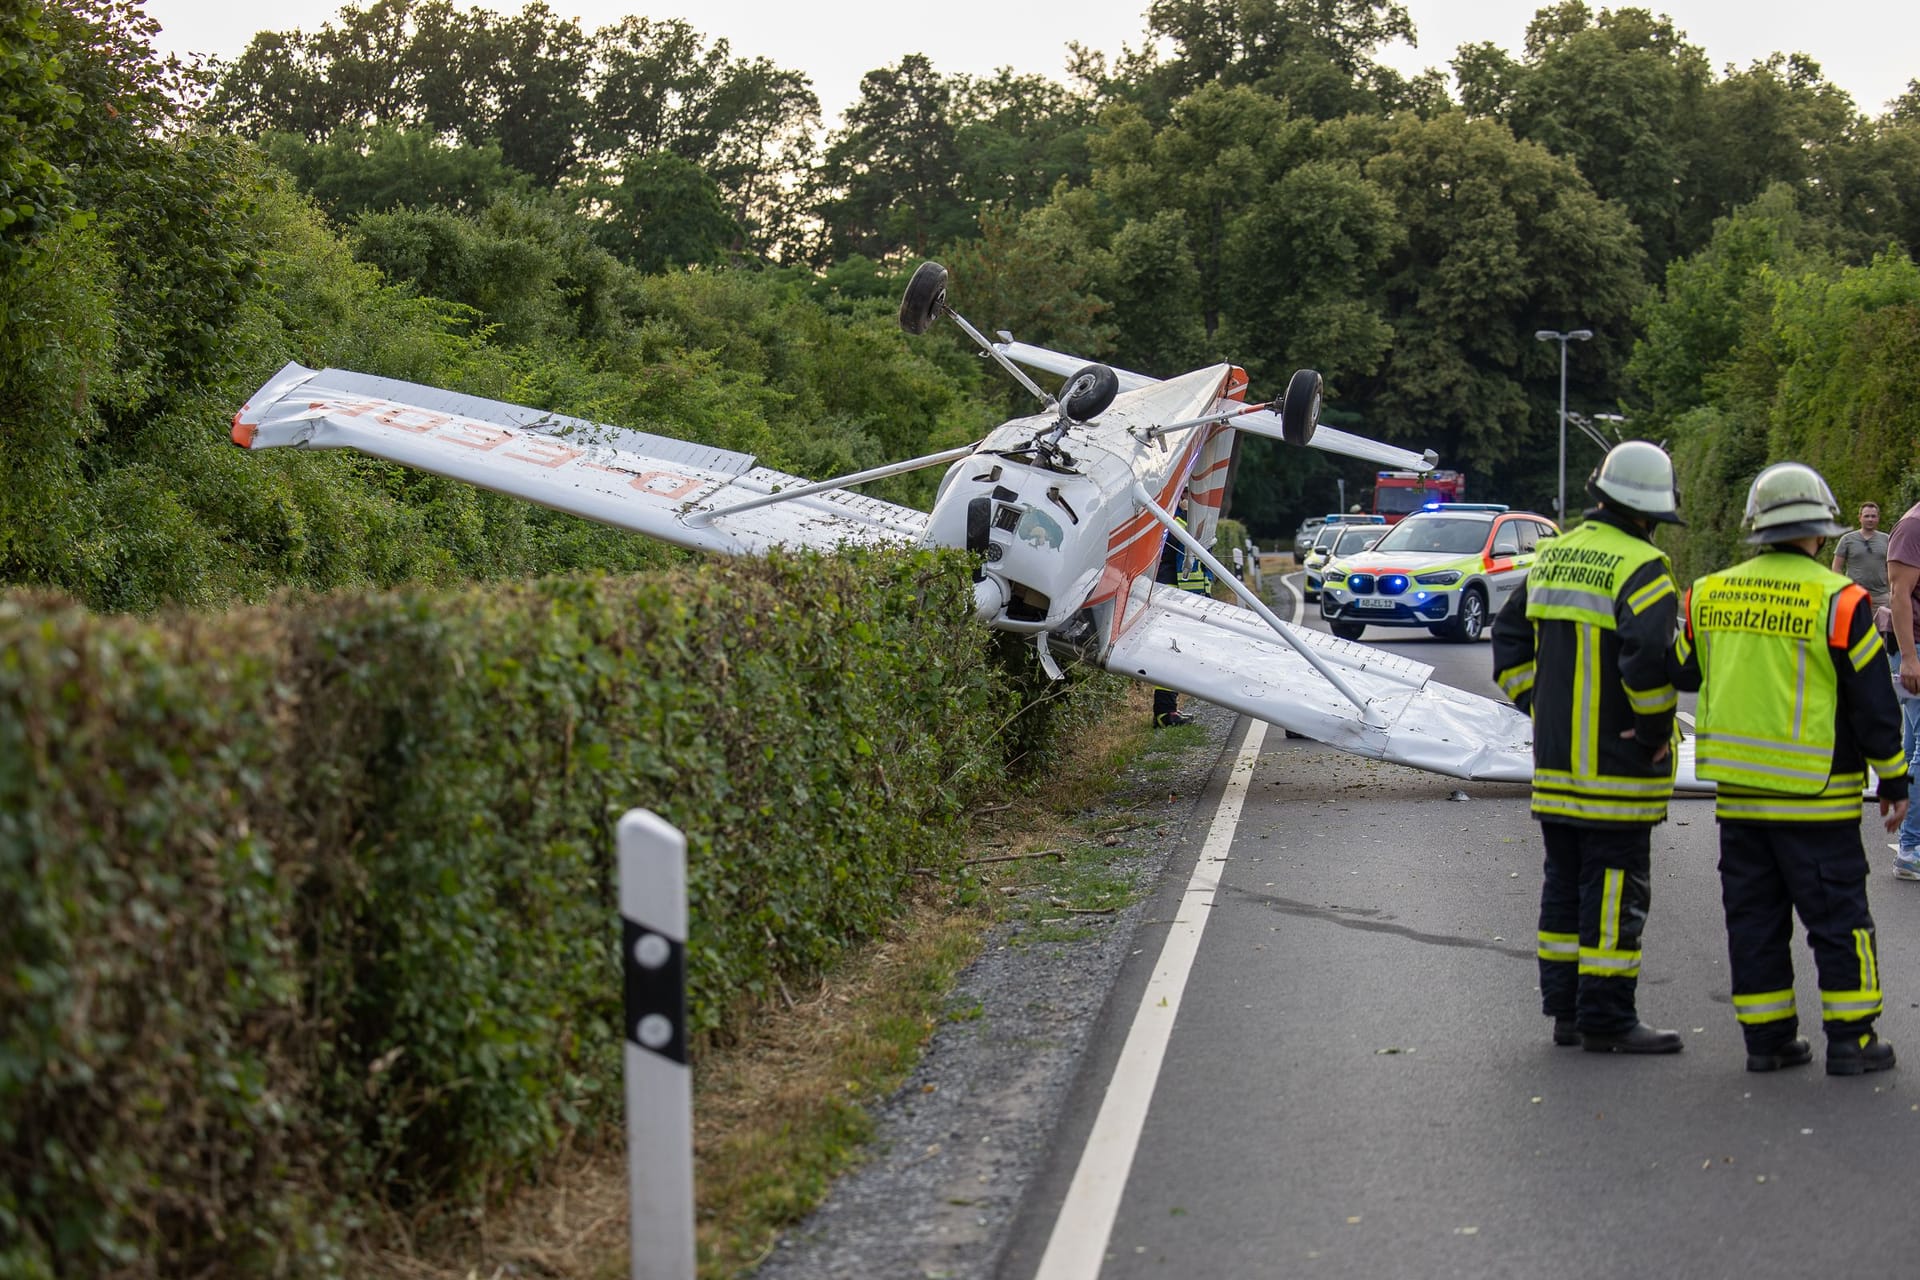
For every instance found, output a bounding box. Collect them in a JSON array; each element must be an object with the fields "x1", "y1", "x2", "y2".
[{"x1": 1885, "y1": 502, "x2": 1920, "y2": 878}]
